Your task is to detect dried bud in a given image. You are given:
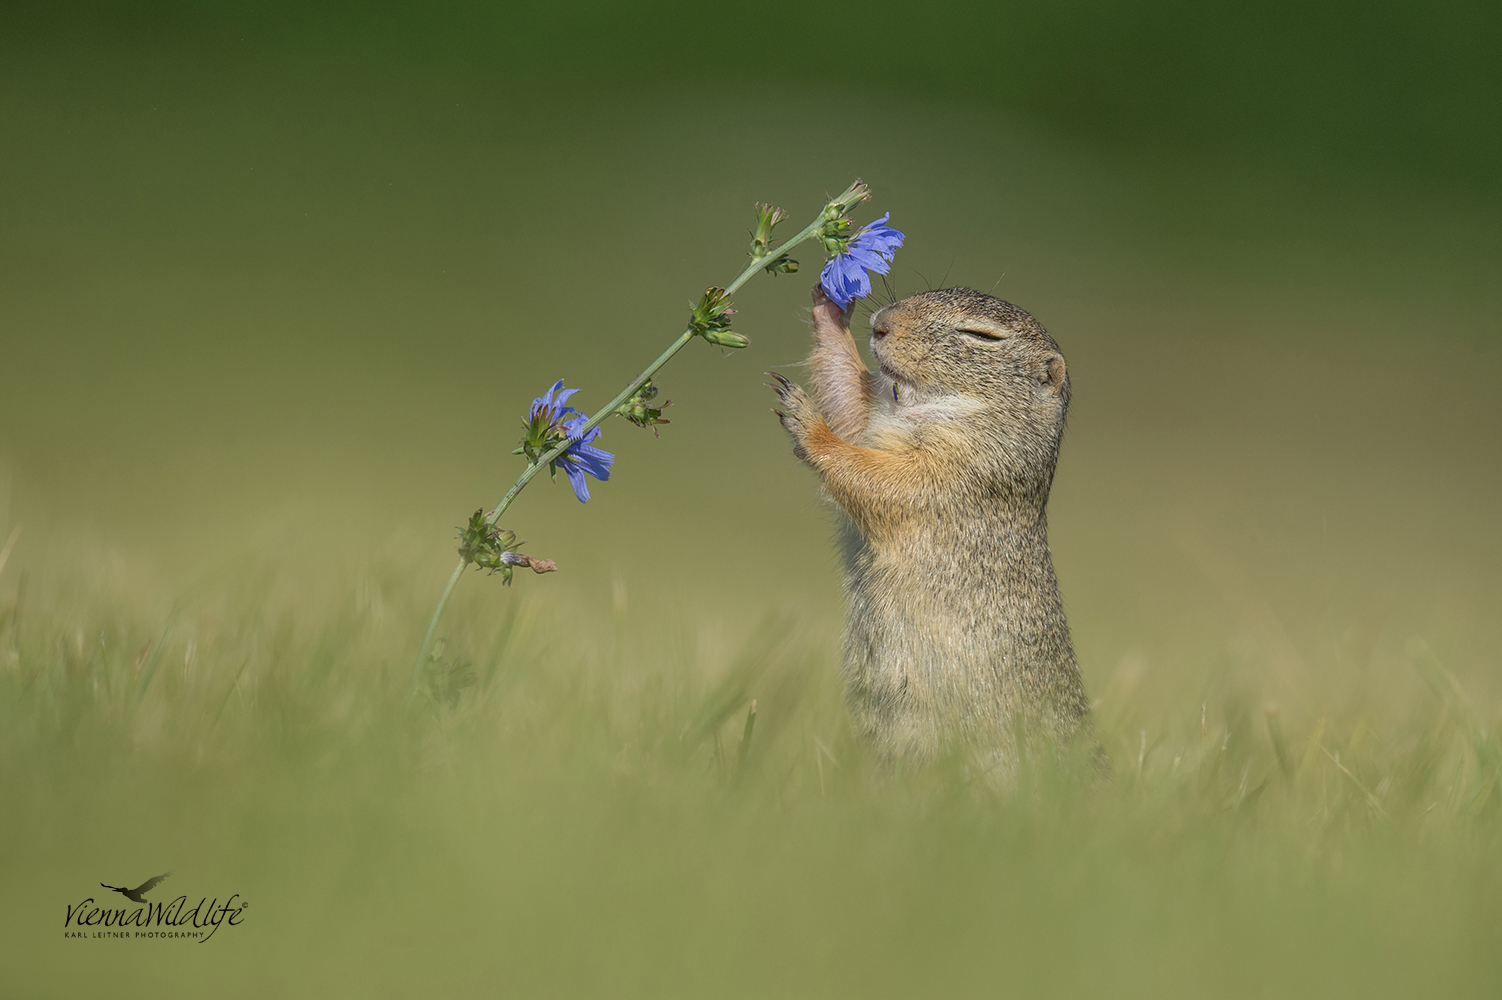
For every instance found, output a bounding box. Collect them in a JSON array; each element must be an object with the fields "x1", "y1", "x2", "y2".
[
  {"x1": 500, "y1": 551, "x2": 557, "y2": 580},
  {"x1": 456, "y1": 511, "x2": 553, "y2": 584}
]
